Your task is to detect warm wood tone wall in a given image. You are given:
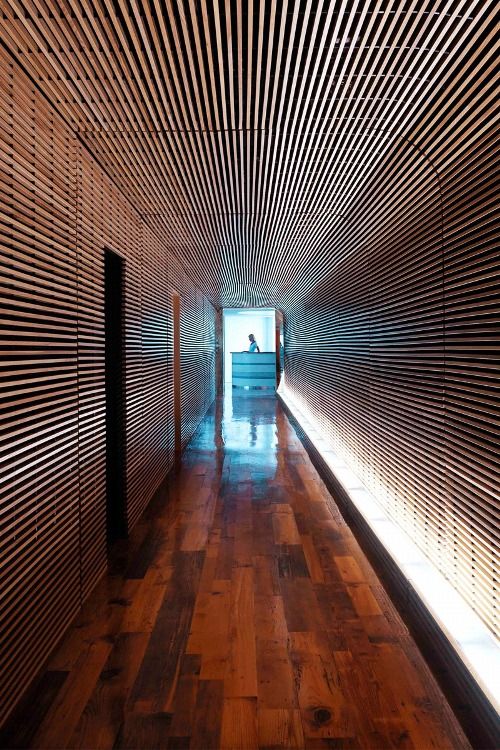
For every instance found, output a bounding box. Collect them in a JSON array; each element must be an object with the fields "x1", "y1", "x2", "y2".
[
  {"x1": 284, "y1": 69, "x2": 499, "y2": 641},
  {"x1": 0, "y1": 45, "x2": 216, "y2": 726},
  {"x1": 0, "y1": 0, "x2": 497, "y2": 731}
]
